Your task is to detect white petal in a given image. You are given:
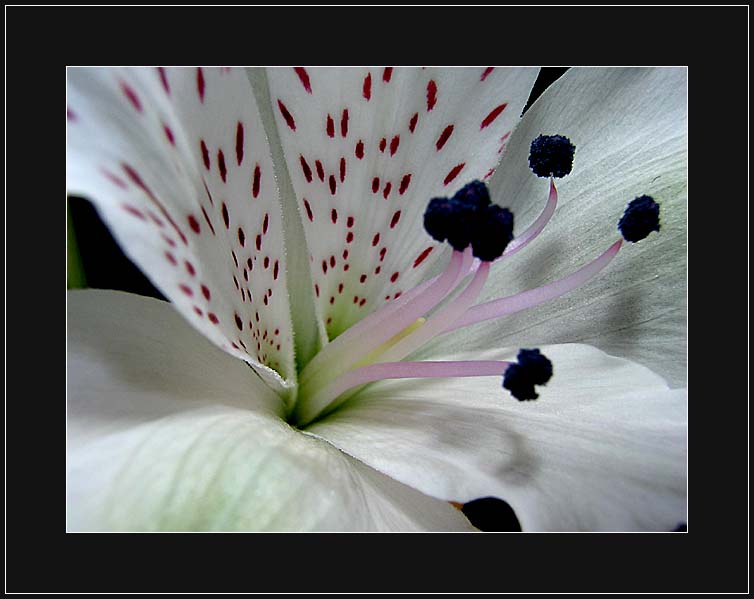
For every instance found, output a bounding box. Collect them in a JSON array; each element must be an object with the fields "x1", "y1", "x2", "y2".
[
  {"x1": 264, "y1": 66, "x2": 539, "y2": 339},
  {"x1": 308, "y1": 344, "x2": 687, "y2": 531},
  {"x1": 67, "y1": 290, "x2": 474, "y2": 532},
  {"x1": 433, "y1": 67, "x2": 687, "y2": 386},
  {"x1": 67, "y1": 67, "x2": 299, "y2": 390}
]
